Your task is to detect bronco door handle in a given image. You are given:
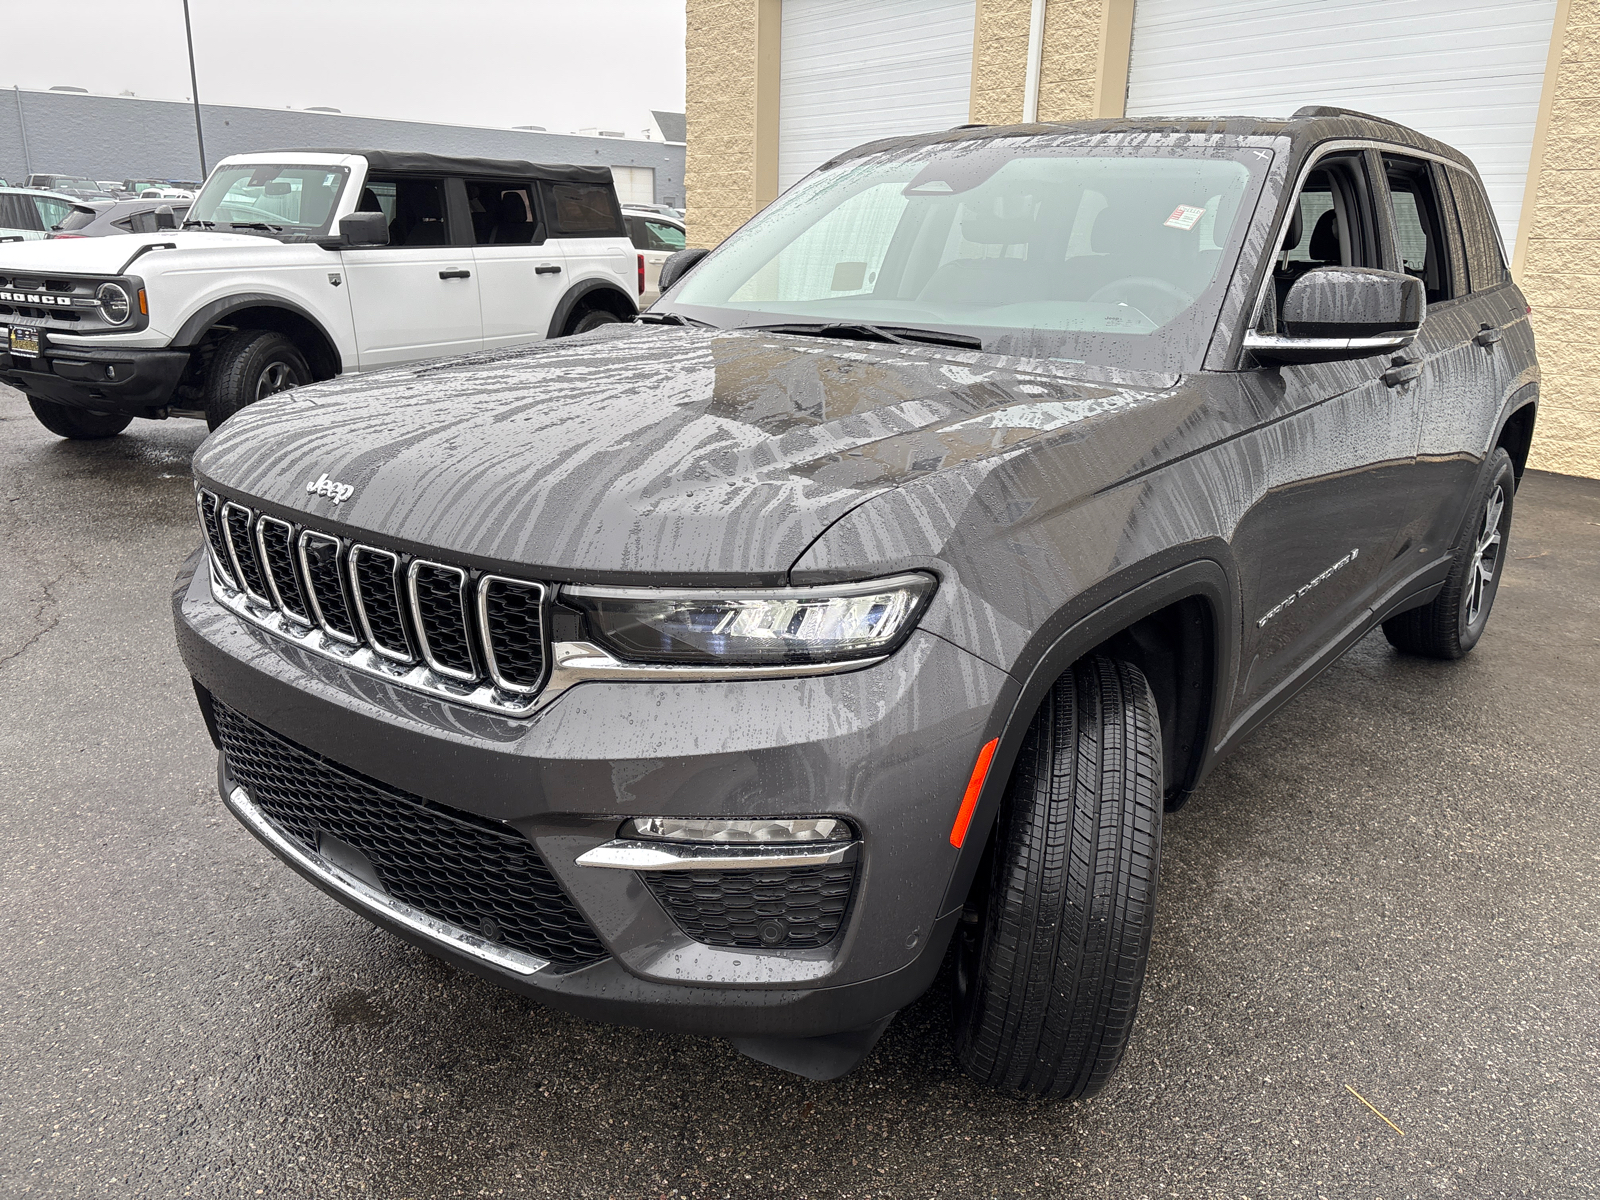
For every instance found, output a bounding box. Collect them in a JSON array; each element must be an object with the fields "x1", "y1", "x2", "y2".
[
  {"x1": 535, "y1": 264, "x2": 562, "y2": 275},
  {"x1": 1382, "y1": 358, "x2": 1422, "y2": 388},
  {"x1": 1474, "y1": 324, "x2": 1503, "y2": 347},
  {"x1": 438, "y1": 269, "x2": 471, "y2": 280}
]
